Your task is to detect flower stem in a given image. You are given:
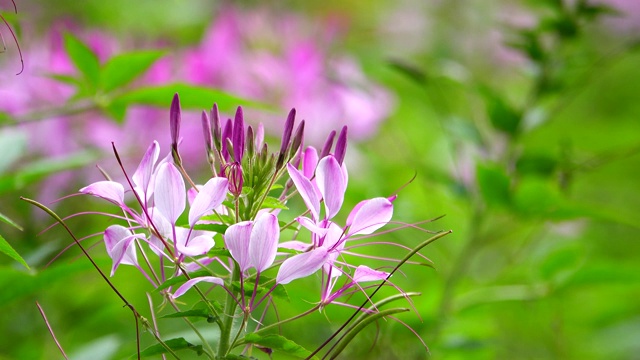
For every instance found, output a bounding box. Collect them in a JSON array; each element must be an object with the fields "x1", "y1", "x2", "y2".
[{"x1": 218, "y1": 264, "x2": 242, "y2": 356}]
